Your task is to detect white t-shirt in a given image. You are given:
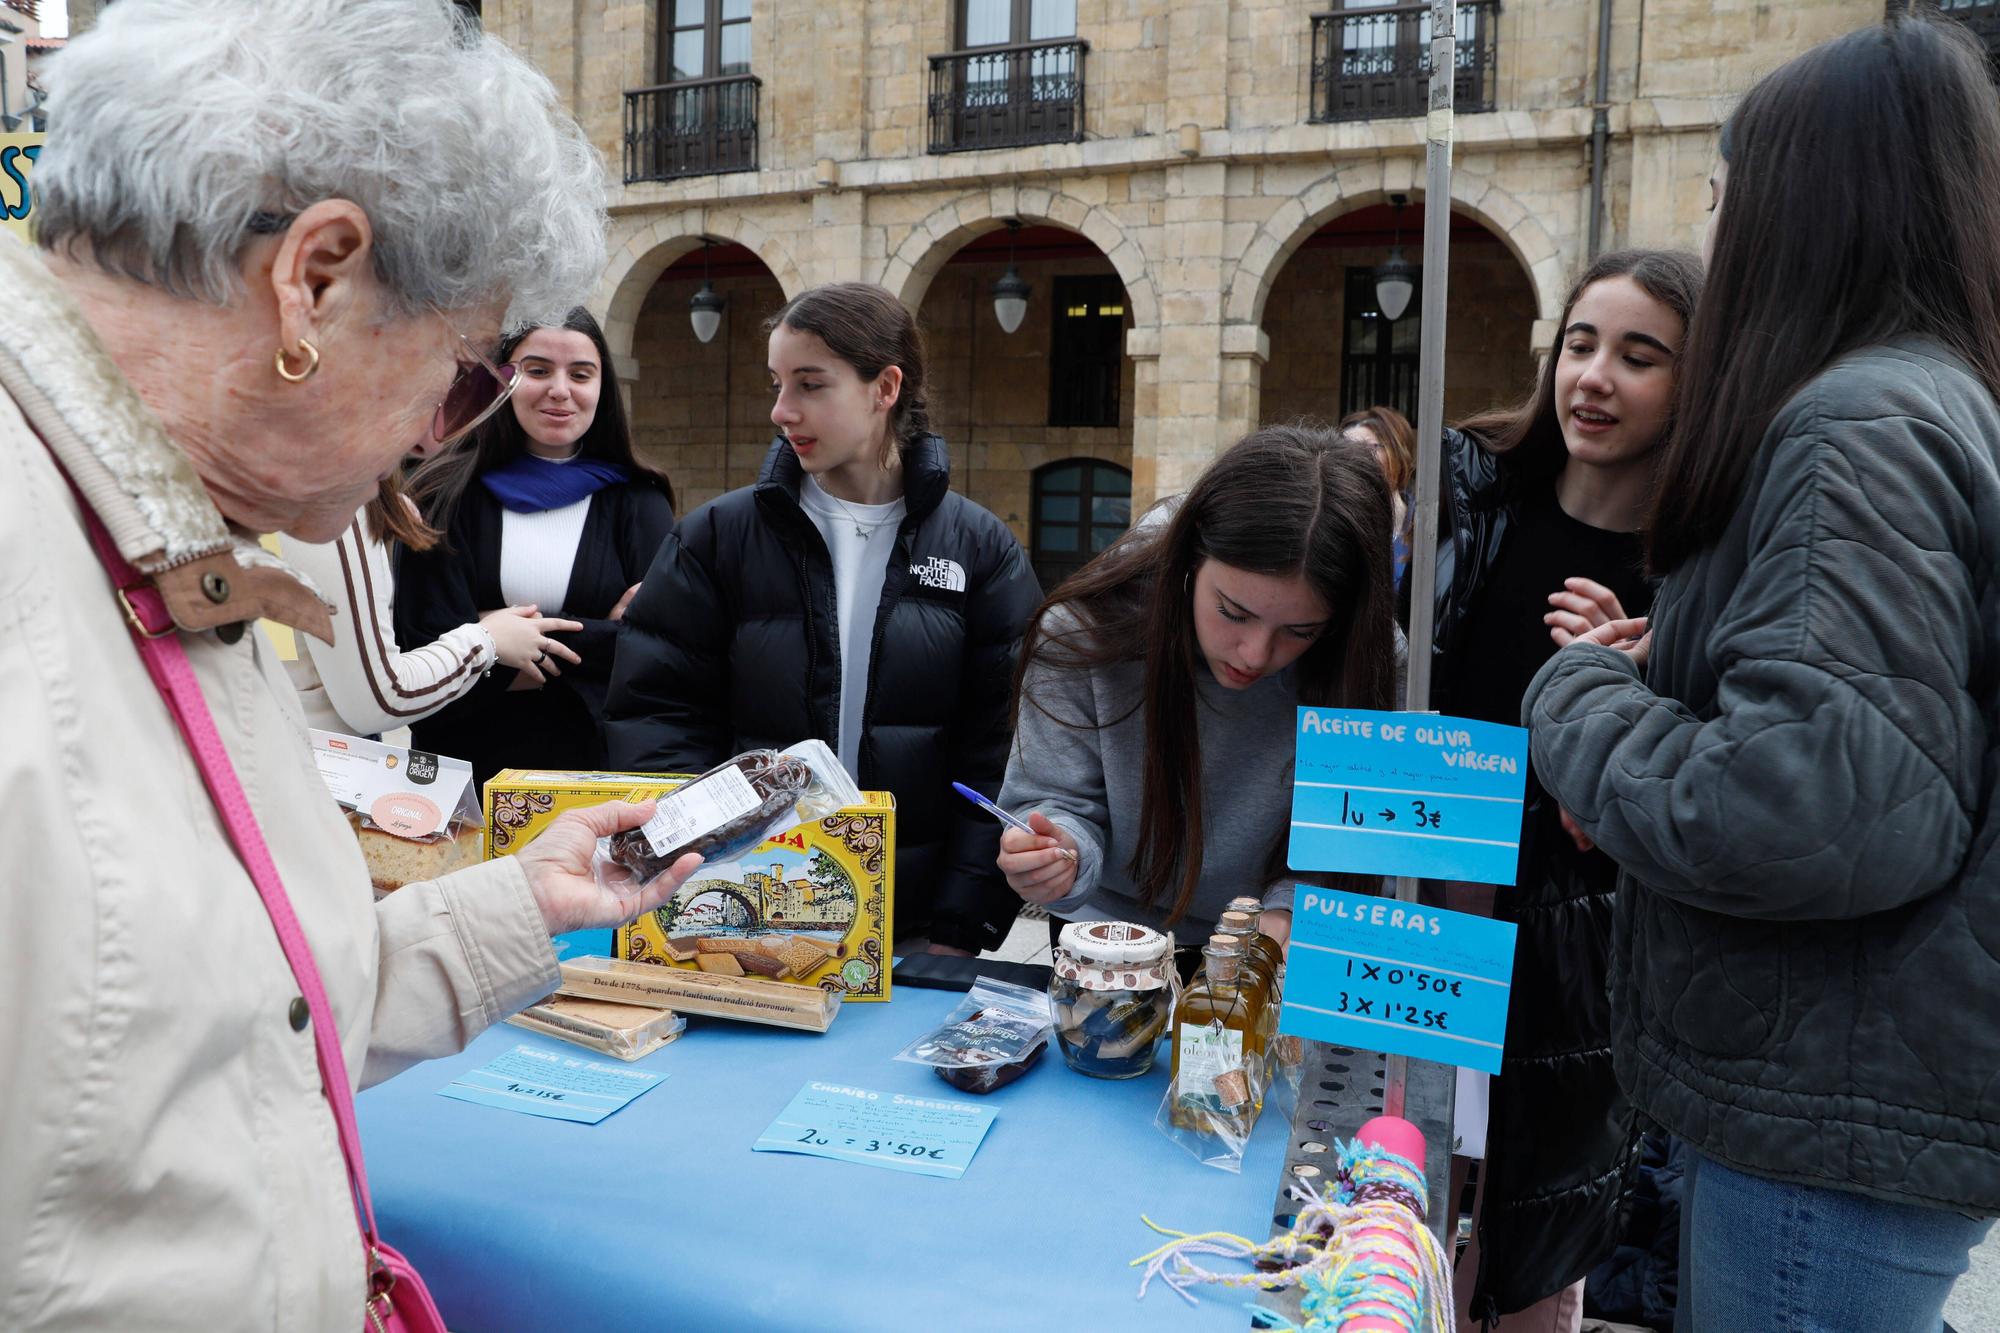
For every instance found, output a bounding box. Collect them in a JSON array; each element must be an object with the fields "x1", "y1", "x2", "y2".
[{"x1": 798, "y1": 475, "x2": 907, "y2": 778}]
